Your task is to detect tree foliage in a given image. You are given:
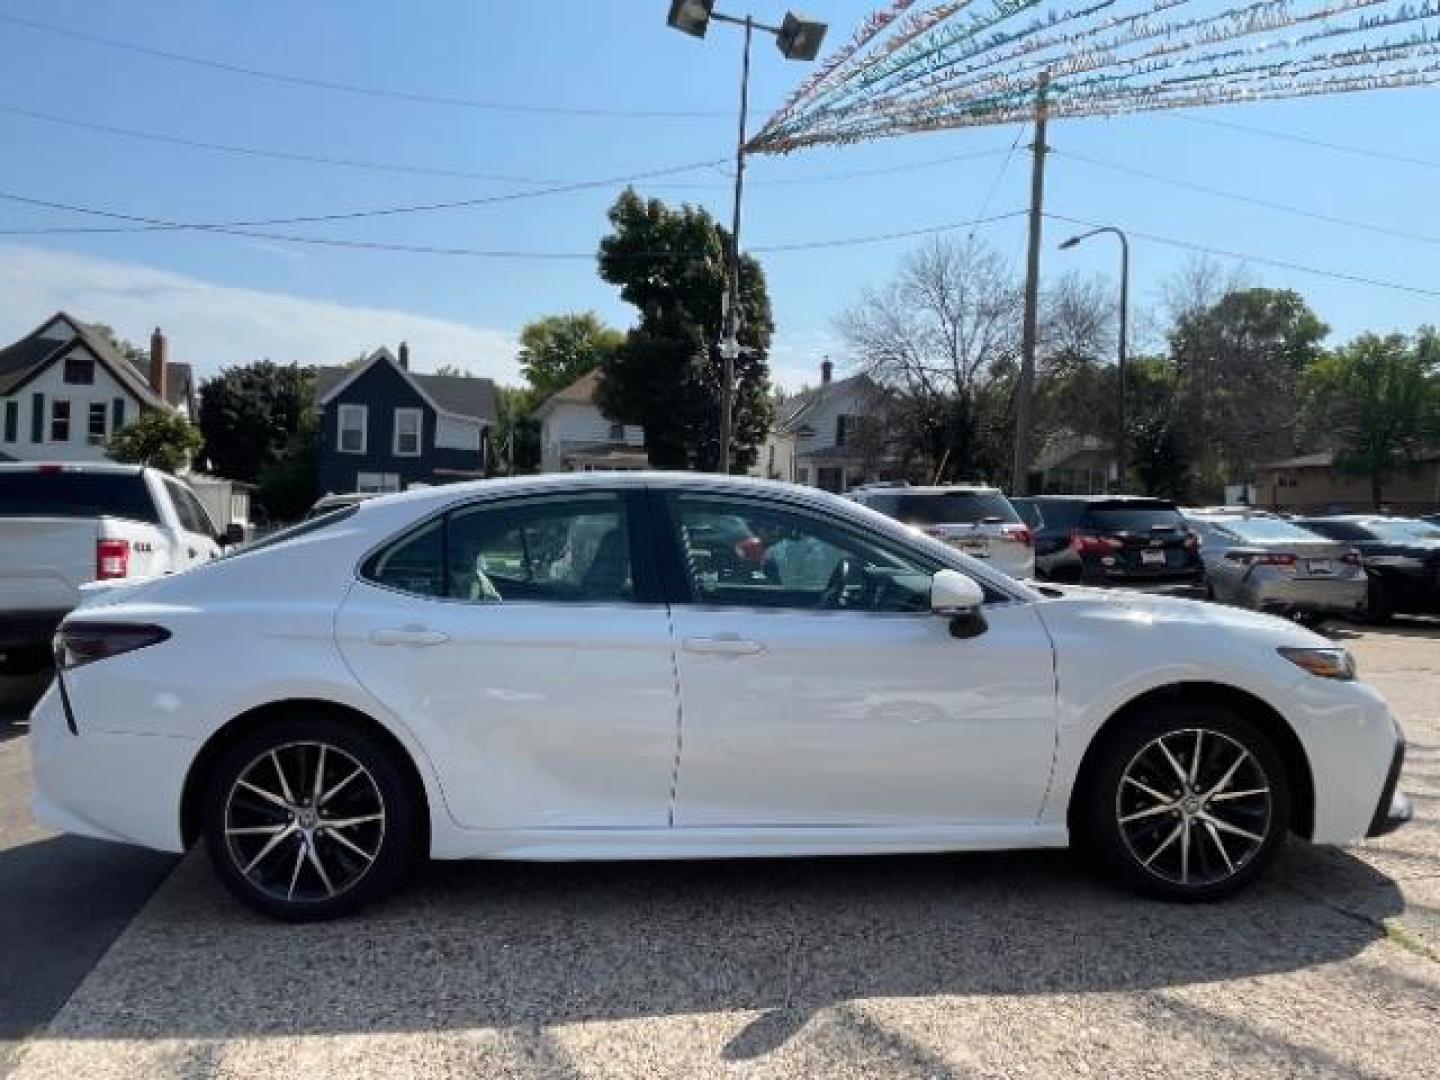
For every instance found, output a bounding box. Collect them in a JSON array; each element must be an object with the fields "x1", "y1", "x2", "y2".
[
  {"x1": 518, "y1": 313, "x2": 623, "y2": 402},
  {"x1": 1303, "y1": 332, "x2": 1438, "y2": 508},
  {"x1": 595, "y1": 188, "x2": 774, "y2": 471},
  {"x1": 197, "y1": 361, "x2": 314, "y2": 484},
  {"x1": 492, "y1": 385, "x2": 542, "y2": 475},
  {"x1": 106, "y1": 409, "x2": 202, "y2": 473}
]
